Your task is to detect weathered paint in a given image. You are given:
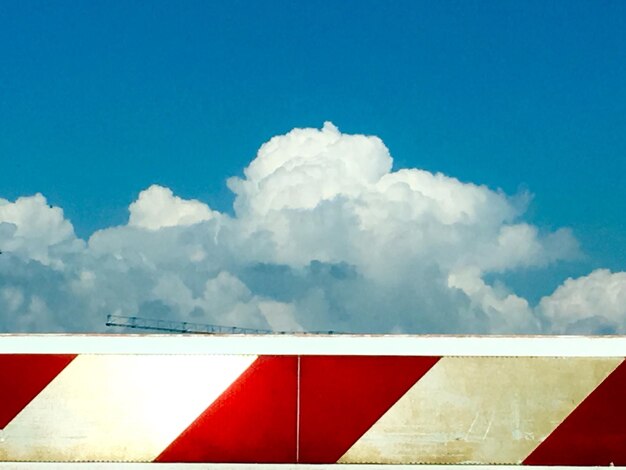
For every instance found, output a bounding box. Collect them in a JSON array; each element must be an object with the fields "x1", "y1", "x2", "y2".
[
  {"x1": 525, "y1": 360, "x2": 626, "y2": 466},
  {"x1": 2, "y1": 336, "x2": 626, "y2": 465},
  {"x1": 156, "y1": 355, "x2": 299, "y2": 463},
  {"x1": 339, "y1": 357, "x2": 621, "y2": 464},
  {"x1": 1, "y1": 355, "x2": 256, "y2": 461},
  {"x1": 297, "y1": 355, "x2": 440, "y2": 463},
  {"x1": 0, "y1": 354, "x2": 75, "y2": 429}
]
